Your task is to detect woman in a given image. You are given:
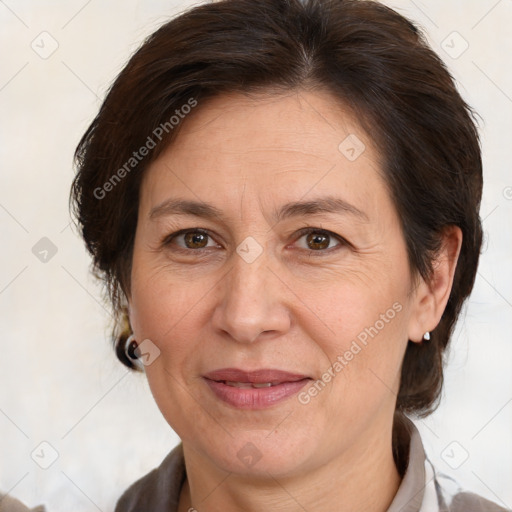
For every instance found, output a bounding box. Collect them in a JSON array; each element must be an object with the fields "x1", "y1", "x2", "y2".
[{"x1": 70, "y1": 0, "x2": 508, "y2": 510}]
